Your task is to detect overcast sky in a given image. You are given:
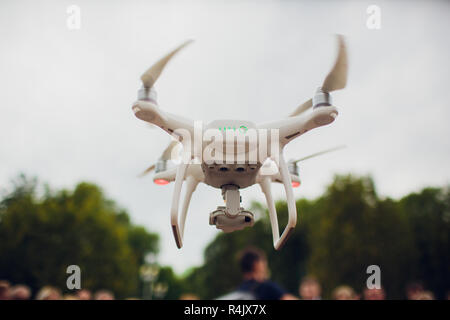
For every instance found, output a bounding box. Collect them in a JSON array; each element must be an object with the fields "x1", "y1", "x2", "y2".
[{"x1": 1, "y1": 0, "x2": 449, "y2": 273}]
